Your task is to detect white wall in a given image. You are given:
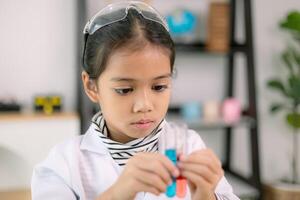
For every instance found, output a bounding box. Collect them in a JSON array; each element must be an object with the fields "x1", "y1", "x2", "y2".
[
  {"x1": 0, "y1": 0, "x2": 78, "y2": 190},
  {"x1": 0, "y1": 0, "x2": 77, "y2": 112}
]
